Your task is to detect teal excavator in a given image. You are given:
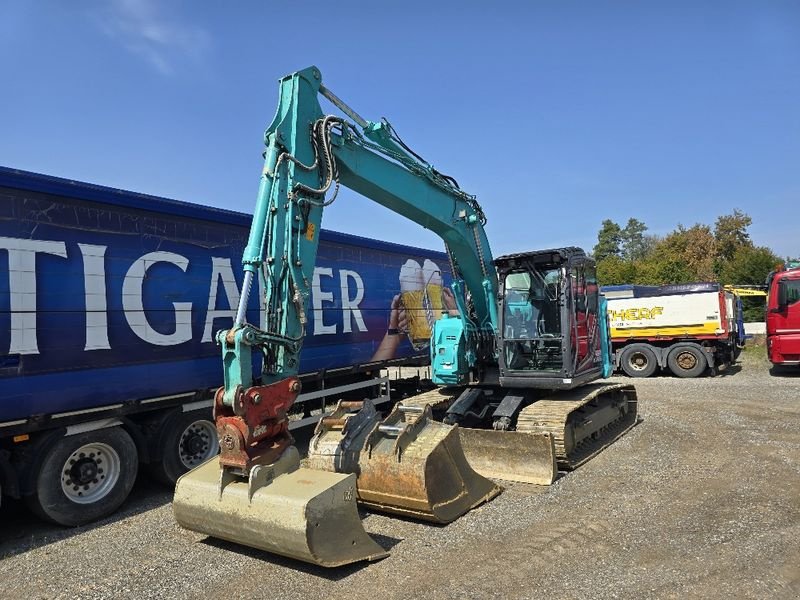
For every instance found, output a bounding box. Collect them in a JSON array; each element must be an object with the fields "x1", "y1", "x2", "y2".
[{"x1": 173, "y1": 67, "x2": 638, "y2": 567}]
